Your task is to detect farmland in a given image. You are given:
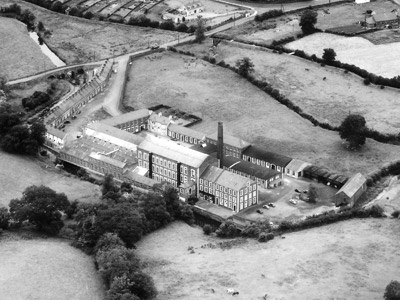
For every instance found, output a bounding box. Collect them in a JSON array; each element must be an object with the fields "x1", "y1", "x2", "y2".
[
  {"x1": 287, "y1": 33, "x2": 400, "y2": 78},
  {"x1": 136, "y1": 219, "x2": 400, "y2": 300},
  {"x1": 0, "y1": 17, "x2": 55, "y2": 80},
  {"x1": 0, "y1": 232, "x2": 105, "y2": 300},
  {"x1": 2, "y1": 0, "x2": 188, "y2": 64},
  {"x1": 178, "y1": 39, "x2": 400, "y2": 134},
  {"x1": 0, "y1": 150, "x2": 101, "y2": 207},
  {"x1": 124, "y1": 51, "x2": 400, "y2": 175}
]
